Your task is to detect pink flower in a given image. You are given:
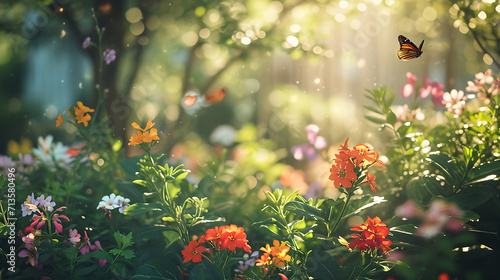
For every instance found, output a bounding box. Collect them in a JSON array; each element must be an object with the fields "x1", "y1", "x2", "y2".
[
  {"x1": 18, "y1": 243, "x2": 39, "y2": 267},
  {"x1": 53, "y1": 213, "x2": 70, "y2": 234},
  {"x1": 103, "y1": 49, "x2": 116, "y2": 64},
  {"x1": 69, "y1": 229, "x2": 81, "y2": 243},
  {"x1": 400, "y1": 72, "x2": 417, "y2": 98},
  {"x1": 419, "y1": 75, "x2": 444, "y2": 106},
  {"x1": 442, "y1": 89, "x2": 466, "y2": 116},
  {"x1": 22, "y1": 233, "x2": 36, "y2": 244},
  {"x1": 418, "y1": 200, "x2": 463, "y2": 238},
  {"x1": 291, "y1": 124, "x2": 327, "y2": 161},
  {"x1": 80, "y1": 232, "x2": 107, "y2": 267}
]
